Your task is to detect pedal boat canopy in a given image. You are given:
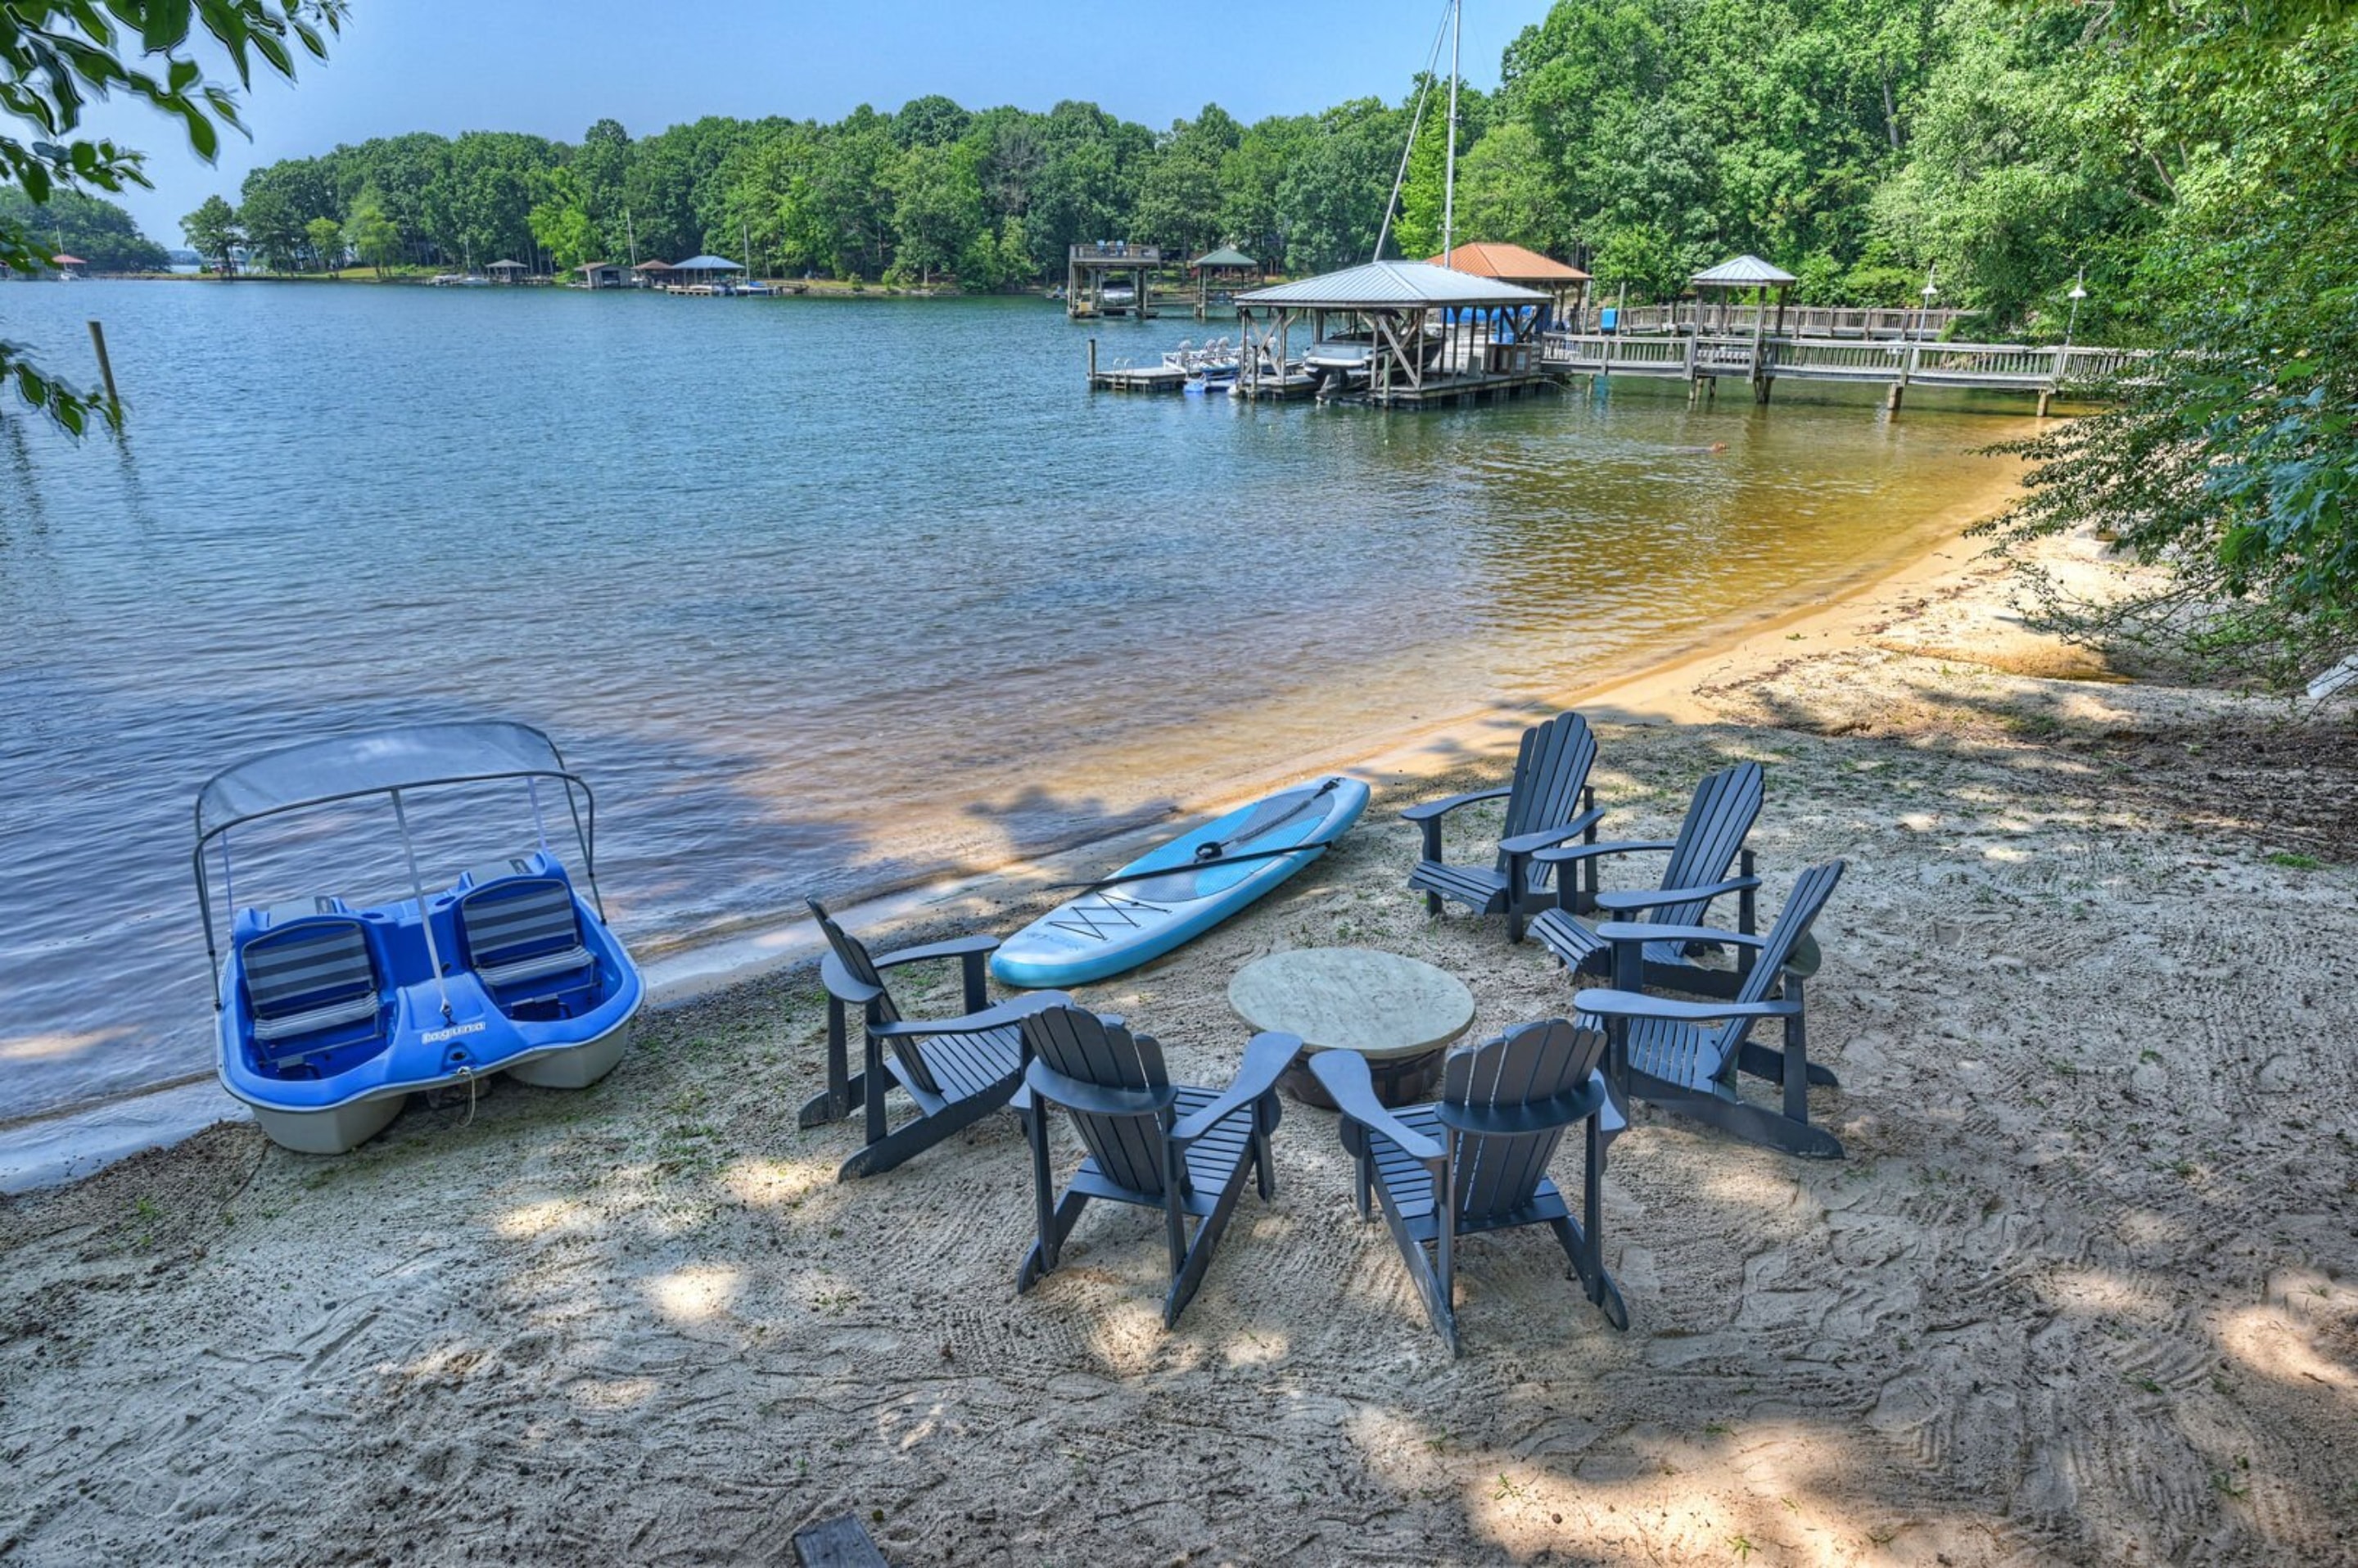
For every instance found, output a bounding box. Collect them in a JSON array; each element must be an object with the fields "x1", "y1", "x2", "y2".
[{"x1": 192, "y1": 720, "x2": 604, "y2": 985}]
